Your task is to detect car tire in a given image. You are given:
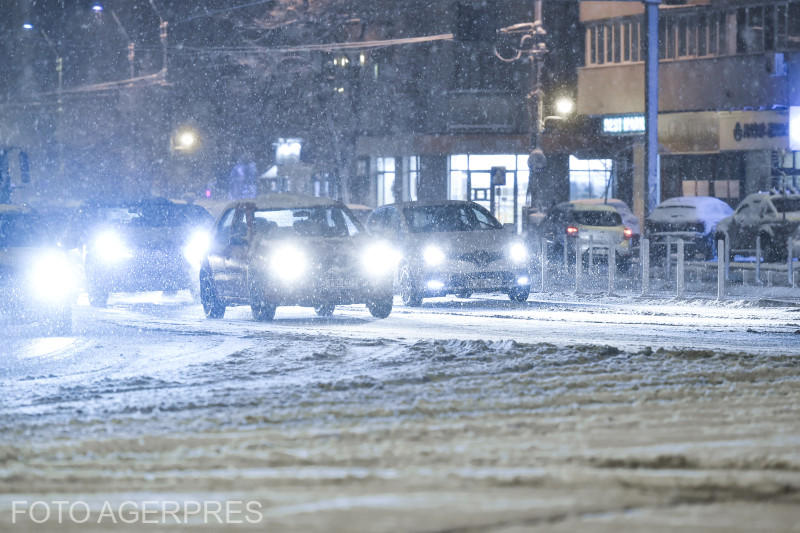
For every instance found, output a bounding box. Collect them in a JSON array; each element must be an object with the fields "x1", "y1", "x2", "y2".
[
  {"x1": 508, "y1": 286, "x2": 530, "y2": 302},
  {"x1": 455, "y1": 290, "x2": 472, "y2": 299},
  {"x1": 367, "y1": 294, "x2": 393, "y2": 318},
  {"x1": 399, "y1": 265, "x2": 423, "y2": 307},
  {"x1": 314, "y1": 304, "x2": 335, "y2": 317},
  {"x1": 87, "y1": 283, "x2": 109, "y2": 308},
  {"x1": 200, "y1": 266, "x2": 226, "y2": 319}
]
